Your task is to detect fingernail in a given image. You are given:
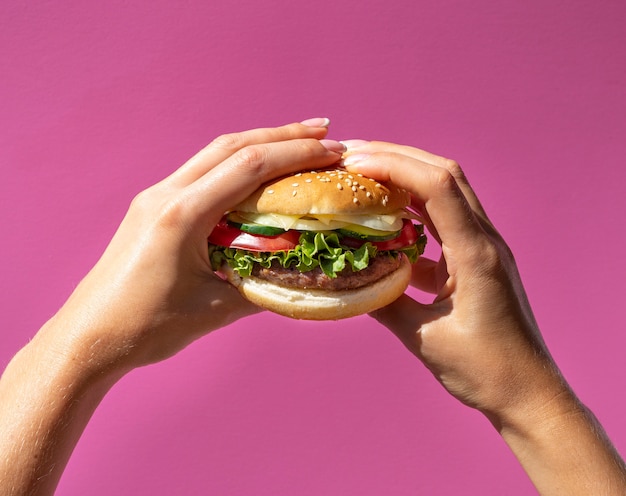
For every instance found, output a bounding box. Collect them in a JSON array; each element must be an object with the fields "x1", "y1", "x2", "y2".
[
  {"x1": 340, "y1": 139, "x2": 370, "y2": 150},
  {"x1": 320, "y1": 139, "x2": 347, "y2": 153},
  {"x1": 300, "y1": 117, "x2": 331, "y2": 128},
  {"x1": 342, "y1": 153, "x2": 370, "y2": 166}
]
